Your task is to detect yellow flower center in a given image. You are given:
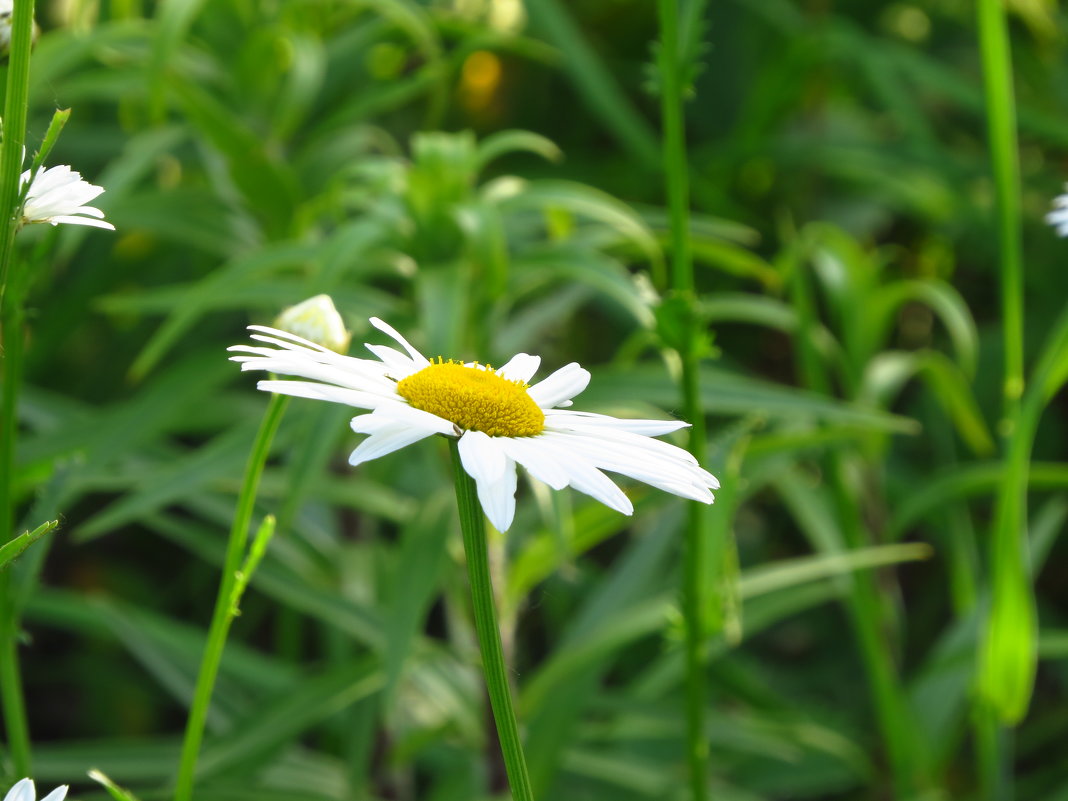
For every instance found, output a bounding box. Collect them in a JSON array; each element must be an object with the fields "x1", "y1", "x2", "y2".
[{"x1": 396, "y1": 360, "x2": 545, "y2": 437}]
